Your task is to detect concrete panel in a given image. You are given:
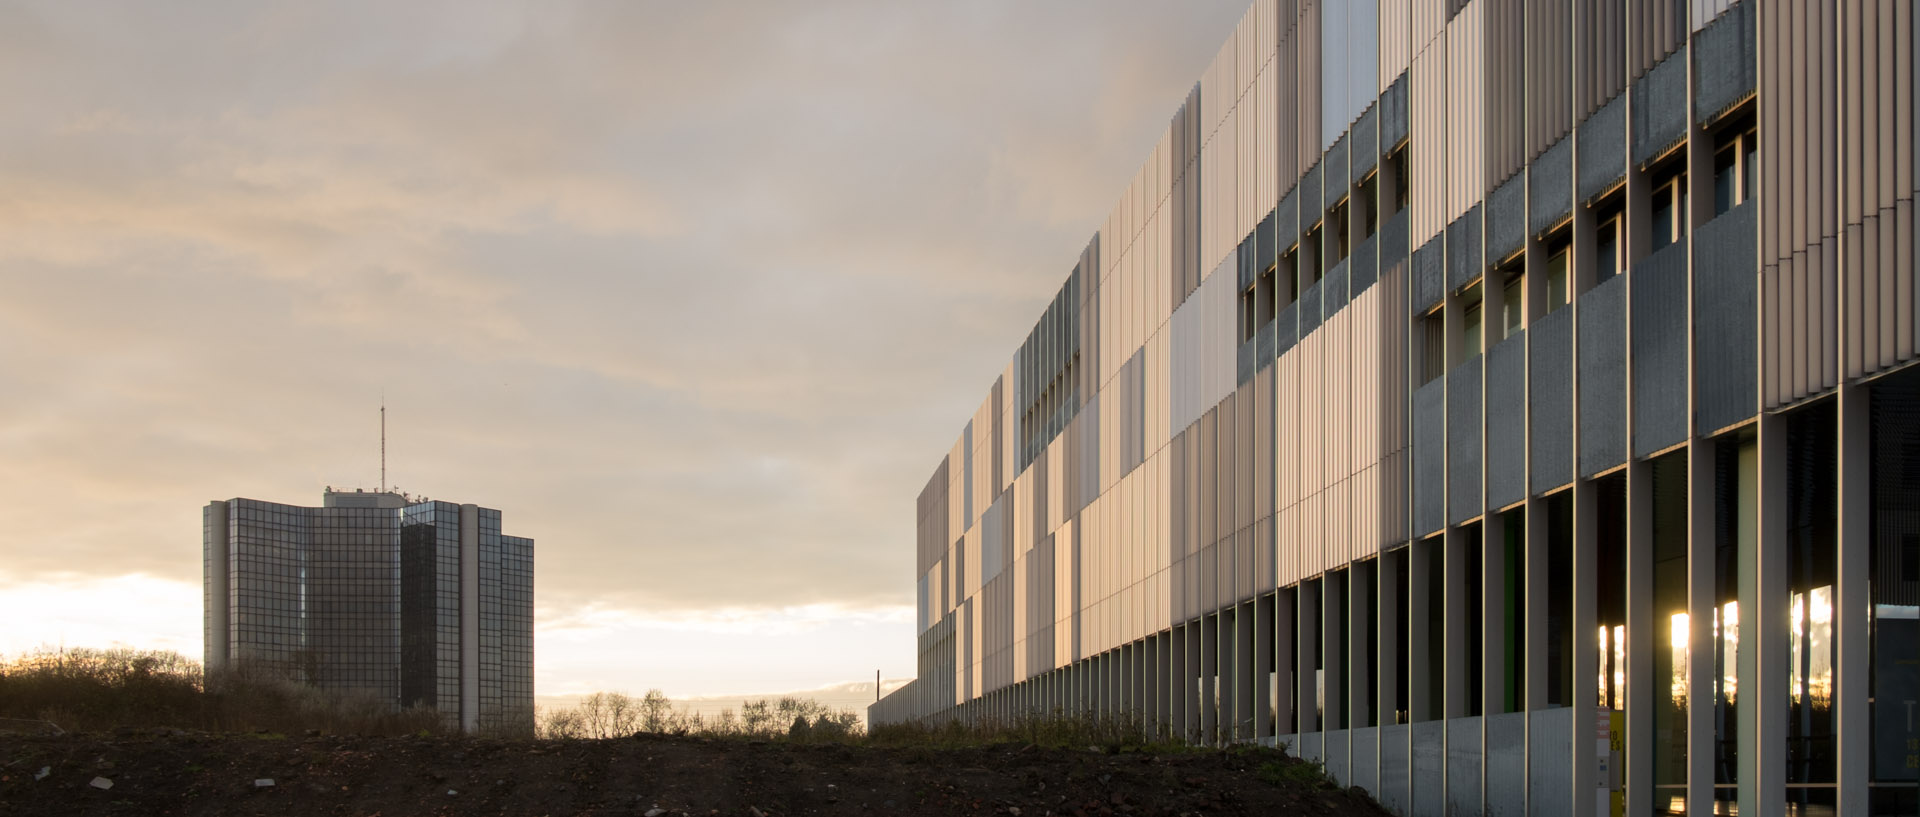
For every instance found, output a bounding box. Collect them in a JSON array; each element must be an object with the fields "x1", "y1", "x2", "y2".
[
  {"x1": 1488, "y1": 173, "x2": 1526, "y2": 264},
  {"x1": 1485, "y1": 712, "x2": 1527, "y2": 817},
  {"x1": 1238, "y1": 338, "x2": 1257, "y2": 388},
  {"x1": 1447, "y1": 717, "x2": 1483, "y2": 817},
  {"x1": 1325, "y1": 258, "x2": 1353, "y2": 317},
  {"x1": 1382, "y1": 208, "x2": 1412, "y2": 273},
  {"x1": 1299, "y1": 730, "x2": 1324, "y2": 763},
  {"x1": 1529, "y1": 137, "x2": 1574, "y2": 237},
  {"x1": 1353, "y1": 104, "x2": 1380, "y2": 182},
  {"x1": 1446, "y1": 206, "x2": 1484, "y2": 293},
  {"x1": 1278, "y1": 189, "x2": 1301, "y2": 252},
  {"x1": 1529, "y1": 308, "x2": 1575, "y2": 495},
  {"x1": 1325, "y1": 728, "x2": 1351, "y2": 787},
  {"x1": 1630, "y1": 49, "x2": 1688, "y2": 168},
  {"x1": 1413, "y1": 720, "x2": 1446, "y2": 817},
  {"x1": 1303, "y1": 162, "x2": 1325, "y2": 221},
  {"x1": 1351, "y1": 725, "x2": 1380, "y2": 796},
  {"x1": 1301, "y1": 279, "x2": 1324, "y2": 336},
  {"x1": 1415, "y1": 235, "x2": 1446, "y2": 314},
  {"x1": 1577, "y1": 275, "x2": 1628, "y2": 476},
  {"x1": 1527, "y1": 709, "x2": 1573, "y2": 817},
  {"x1": 1381, "y1": 73, "x2": 1410, "y2": 149},
  {"x1": 1693, "y1": 1, "x2": 1756, "y2": 123},
  {"x1": 1325, "y1": 137, "x2": 1351, "y2": 201},
  {"x1": 1486, "y1": 334, "x2": 1527, "y2": 509},
  {"x1": 1630, "y1": 242, "x2": 1688, "y2": 456},
  {"x1": 1414, "y1": 378, "x2": 1448, "y2": 537},
  {"x1": 1381, "y1": 723, "x2": 1412, "y2": 816},
  {"x1": 1353, "y1": 233, "x2": 1380, "y2": 295},
  {"x1": 1257, "y1": 322, "x2": 1275, "y2": 371},
  {"x1": 1576, "y1": 95, "x2": 1627, "y2": 204},
  {"x1": 1276, "y1": 301, "x2": 1300, "y2": 358},
  {"x1": 1256, "y1": 209, "x2": 1277, "y2": 278},
  {"x1": 1693, "y1": 202, "x2": 1758, "y2": 434},
  {"x1": 1448, "y1": 356, "x2": 1484, "y2": 525}
]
